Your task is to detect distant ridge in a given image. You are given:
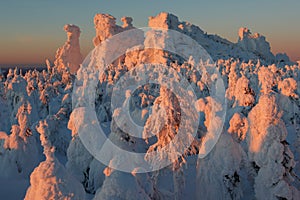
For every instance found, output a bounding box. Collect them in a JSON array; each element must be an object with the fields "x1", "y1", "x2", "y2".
[
  {"x1": 0, "y1": 63, "x2": 46, "y2": 69},
  {"x1": 0, "y1": 64, "x2": 47, "y2": 76}
]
